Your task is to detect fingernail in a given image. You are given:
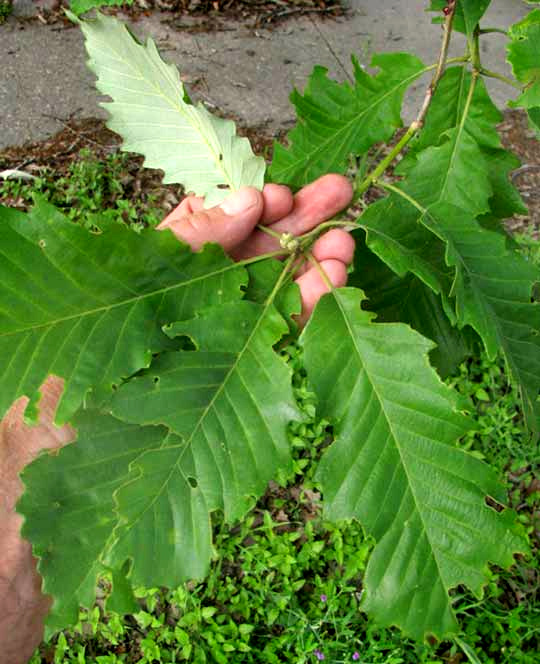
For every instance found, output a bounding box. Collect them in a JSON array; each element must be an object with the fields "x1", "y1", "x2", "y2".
[{"x1": 219, "y1": 187, "x2": 258, "y2": 216}]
